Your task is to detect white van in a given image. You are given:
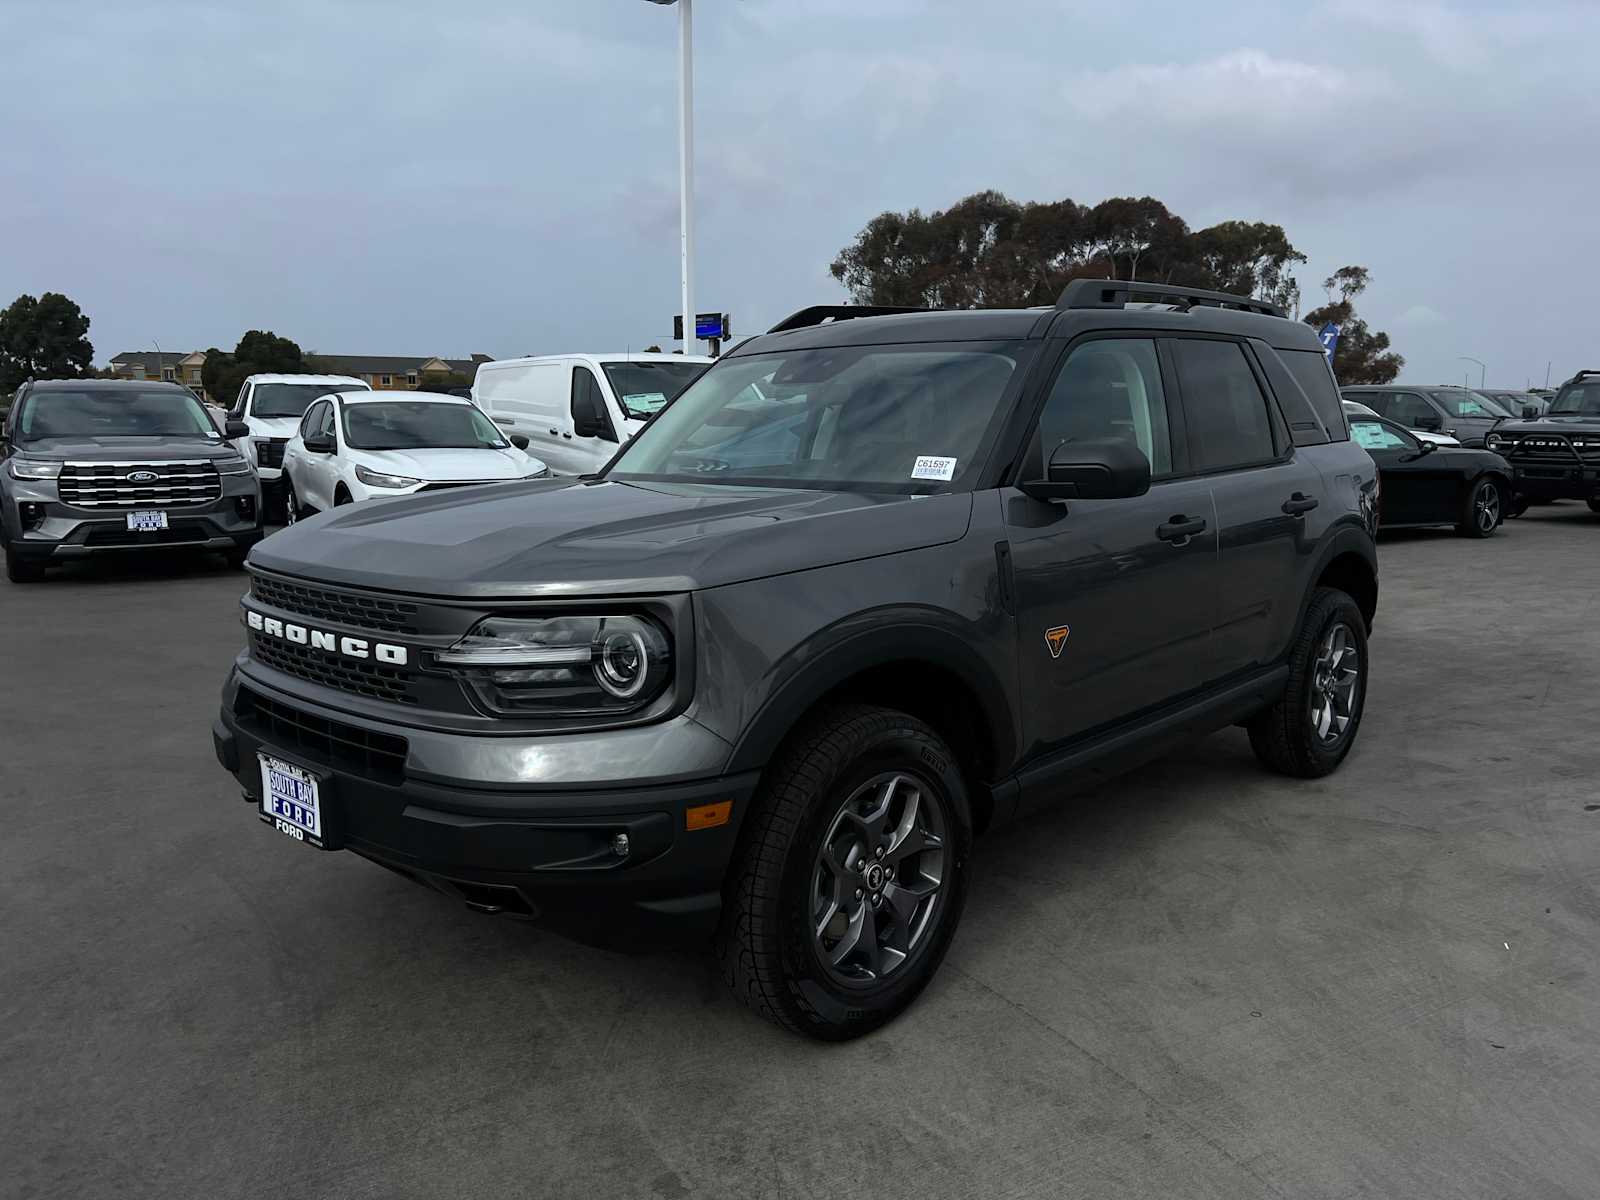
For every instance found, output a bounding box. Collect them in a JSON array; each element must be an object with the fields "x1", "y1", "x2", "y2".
[{"x1": 472, "y1": 353, "x2": 713, "y2": 476}]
